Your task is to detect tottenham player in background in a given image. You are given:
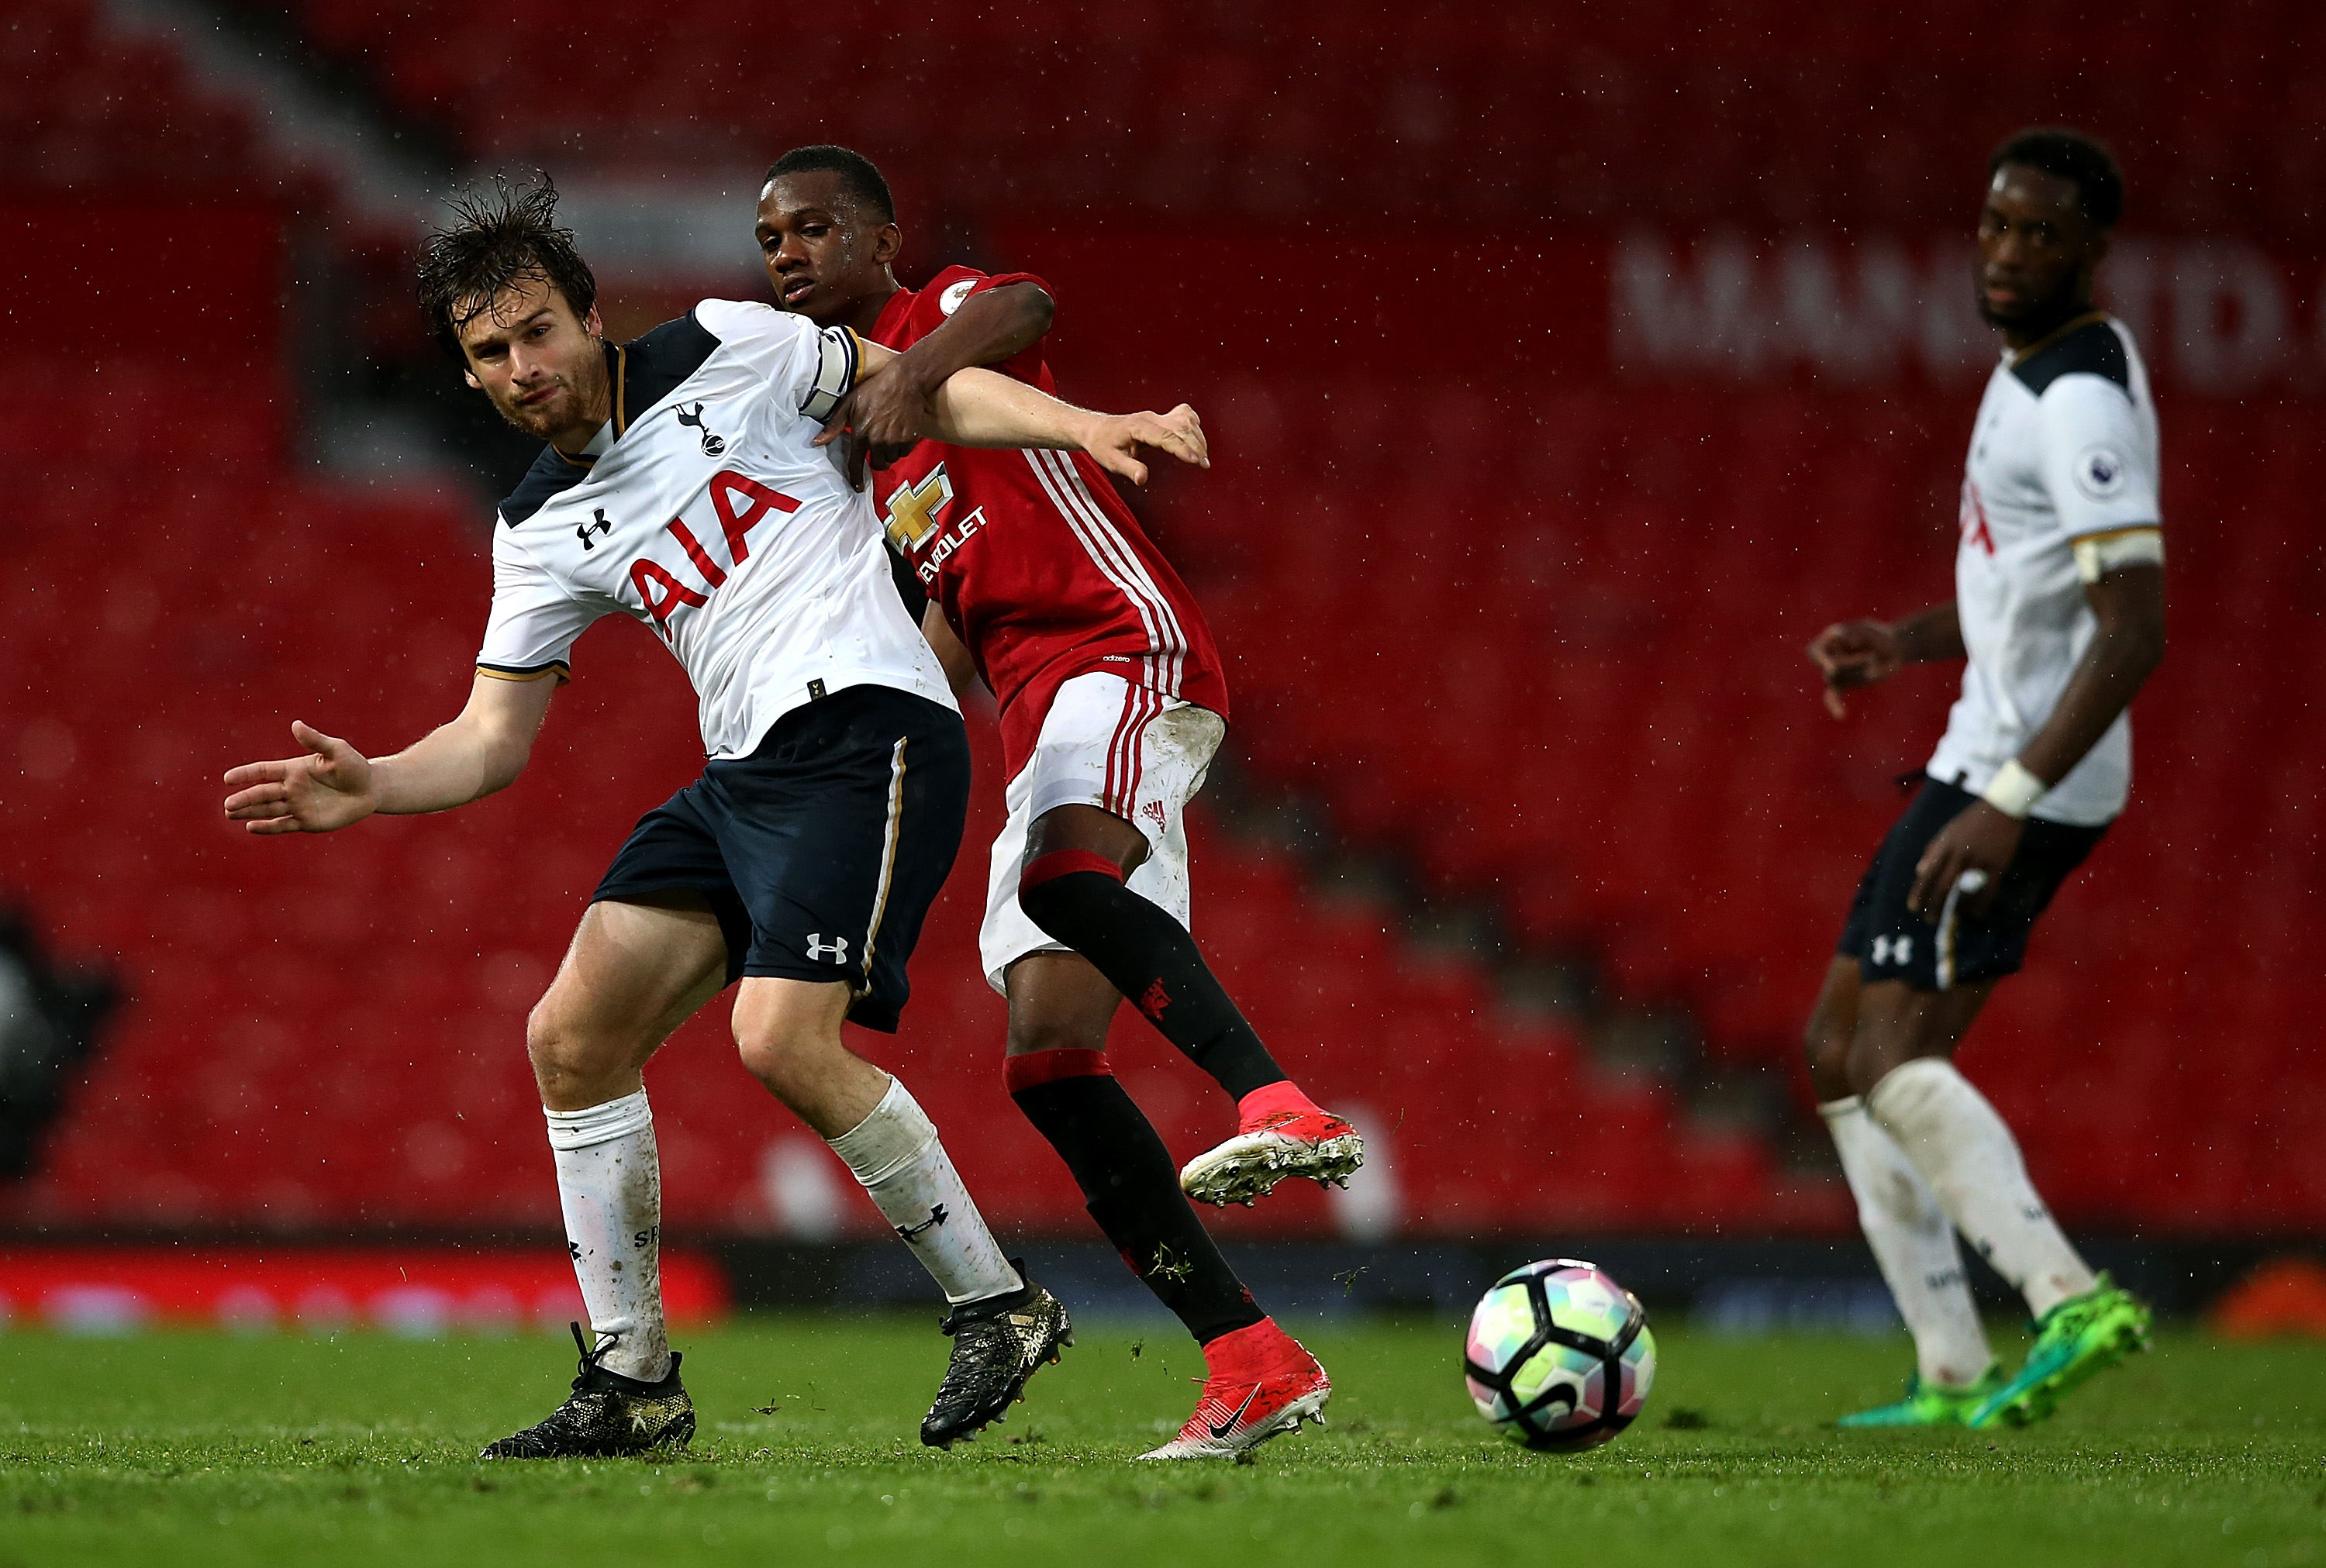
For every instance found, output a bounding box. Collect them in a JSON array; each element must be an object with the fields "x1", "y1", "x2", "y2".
[
  {"x1": 1803, "y1": 129, "x2": 2166, "y2": 1430},
  {"x1": 757, "y1": 146, "x2": 1351, "y2": 1458},
  {"x1": 223, "y1": 177, "x2": 1207, "y2": 1457}
]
